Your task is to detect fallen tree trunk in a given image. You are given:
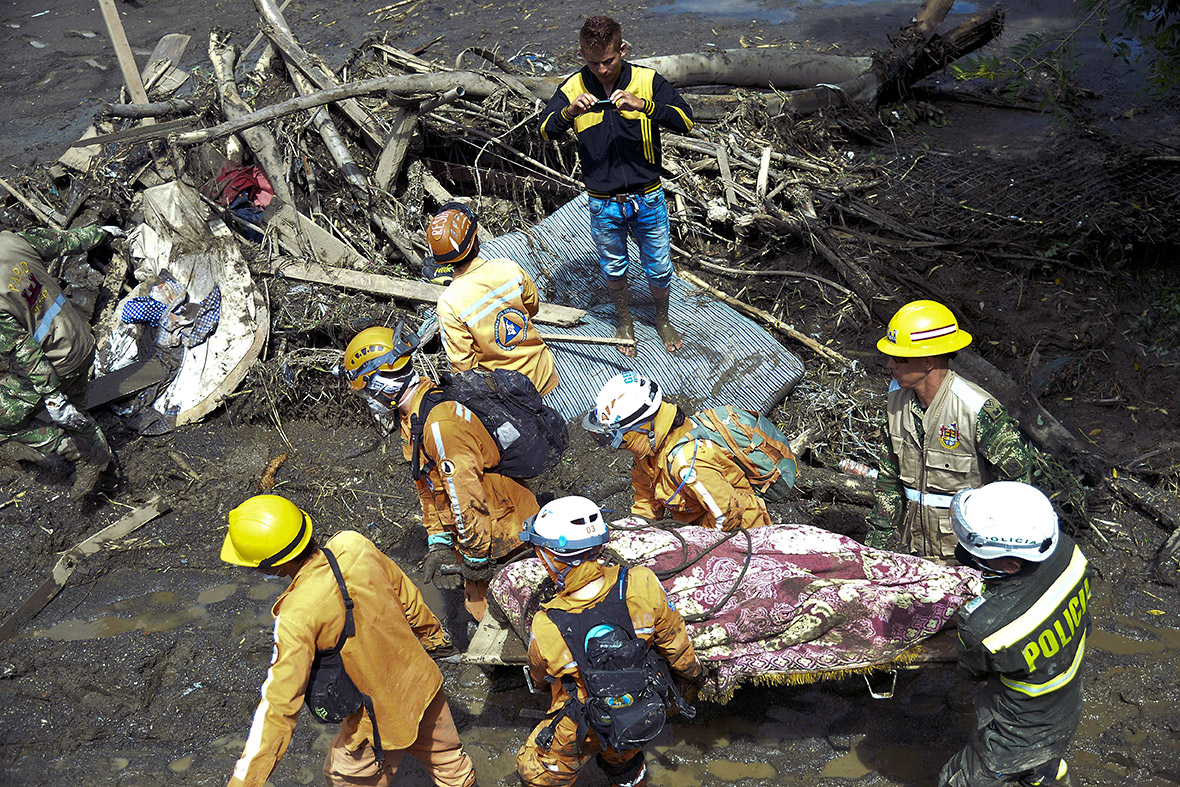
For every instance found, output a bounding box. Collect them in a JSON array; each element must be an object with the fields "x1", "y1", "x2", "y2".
[{"x1": 633, "y1": 50, "x2": 874, "y2": 89}]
